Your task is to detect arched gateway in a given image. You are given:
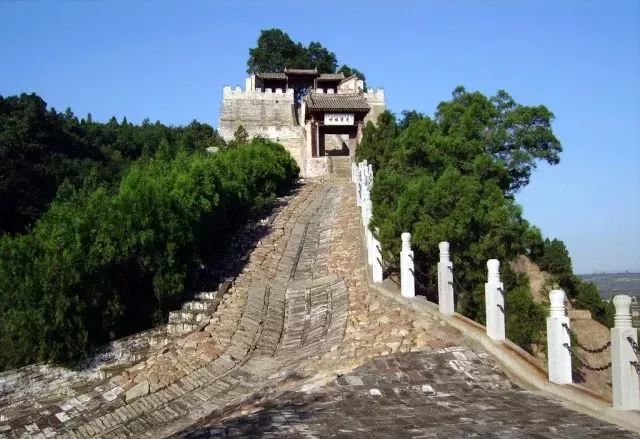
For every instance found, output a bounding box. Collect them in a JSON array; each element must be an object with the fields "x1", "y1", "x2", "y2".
[{"x1": 218, "y1": 68, "x2": 385, "y2": 177}]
